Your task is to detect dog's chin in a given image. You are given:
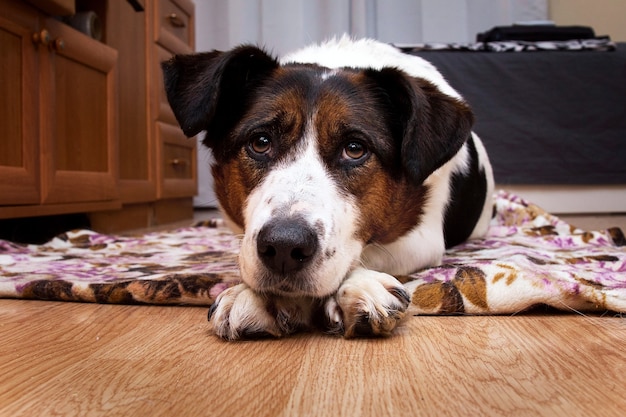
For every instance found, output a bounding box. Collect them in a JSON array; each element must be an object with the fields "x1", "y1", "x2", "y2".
[{"x1": 240, "y1": 265, "x2": 349, "y2": 299}]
